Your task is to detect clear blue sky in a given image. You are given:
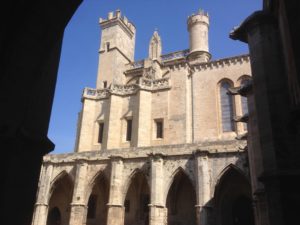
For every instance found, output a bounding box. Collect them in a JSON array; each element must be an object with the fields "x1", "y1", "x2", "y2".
[{"x1": 49, "y1": 0, "x2": 261, "y2": 154}]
